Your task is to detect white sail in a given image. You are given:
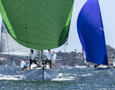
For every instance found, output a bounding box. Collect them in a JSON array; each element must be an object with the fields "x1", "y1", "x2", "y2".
[{"x1": 0, "y1": 20, "x2": 30, "y2": 55}]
